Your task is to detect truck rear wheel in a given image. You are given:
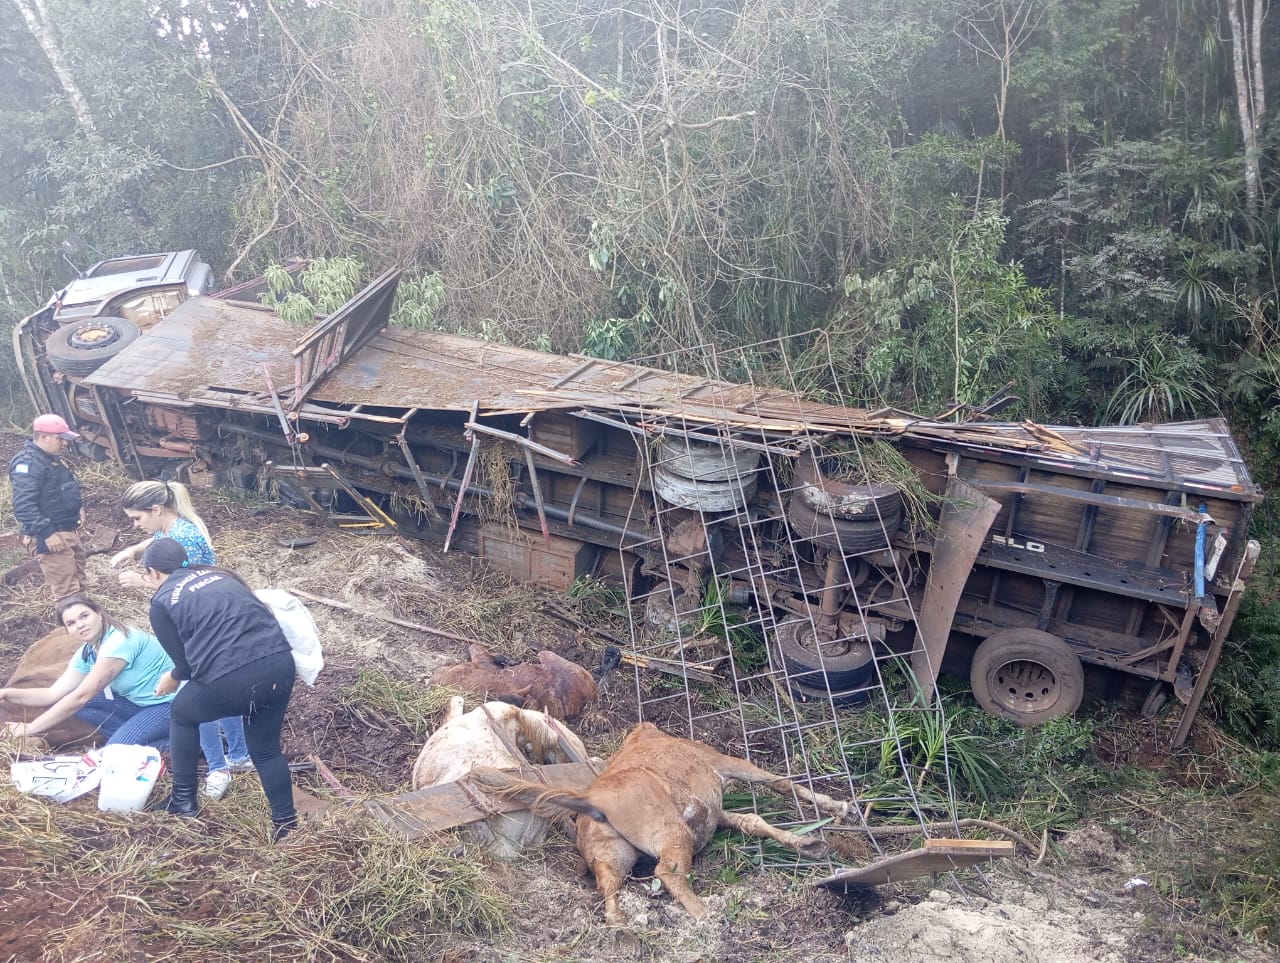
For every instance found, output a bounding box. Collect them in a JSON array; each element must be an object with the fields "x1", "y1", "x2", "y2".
[
  {"x1": 970, "y1": 629, "x2": 1084, "y2": 726},
  {"x1": 775, "y1": 618, "x2": 874, "y2": 690}
]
